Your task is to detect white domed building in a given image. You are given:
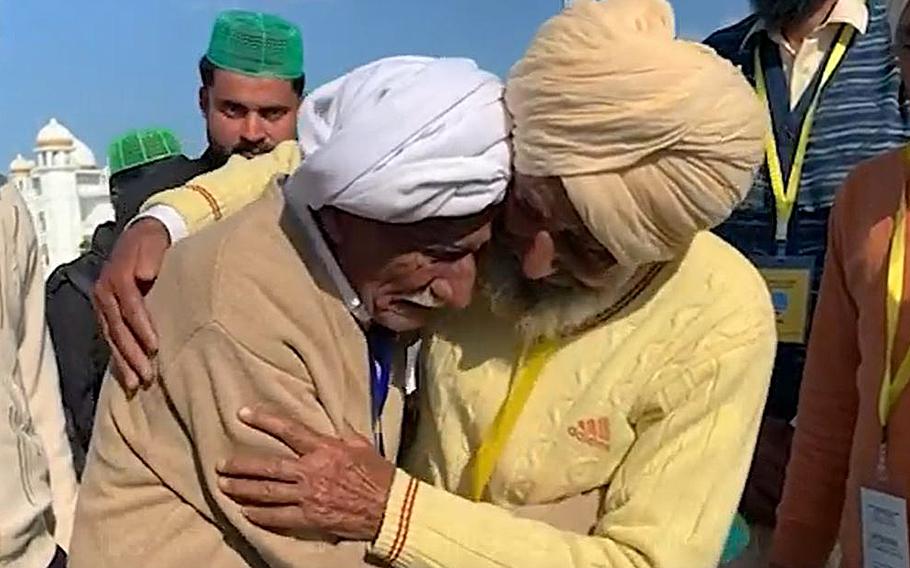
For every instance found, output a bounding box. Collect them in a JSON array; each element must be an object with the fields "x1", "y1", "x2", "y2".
[{"x1": 6, "y1": 118, "x2": 113, "y2": 276}]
